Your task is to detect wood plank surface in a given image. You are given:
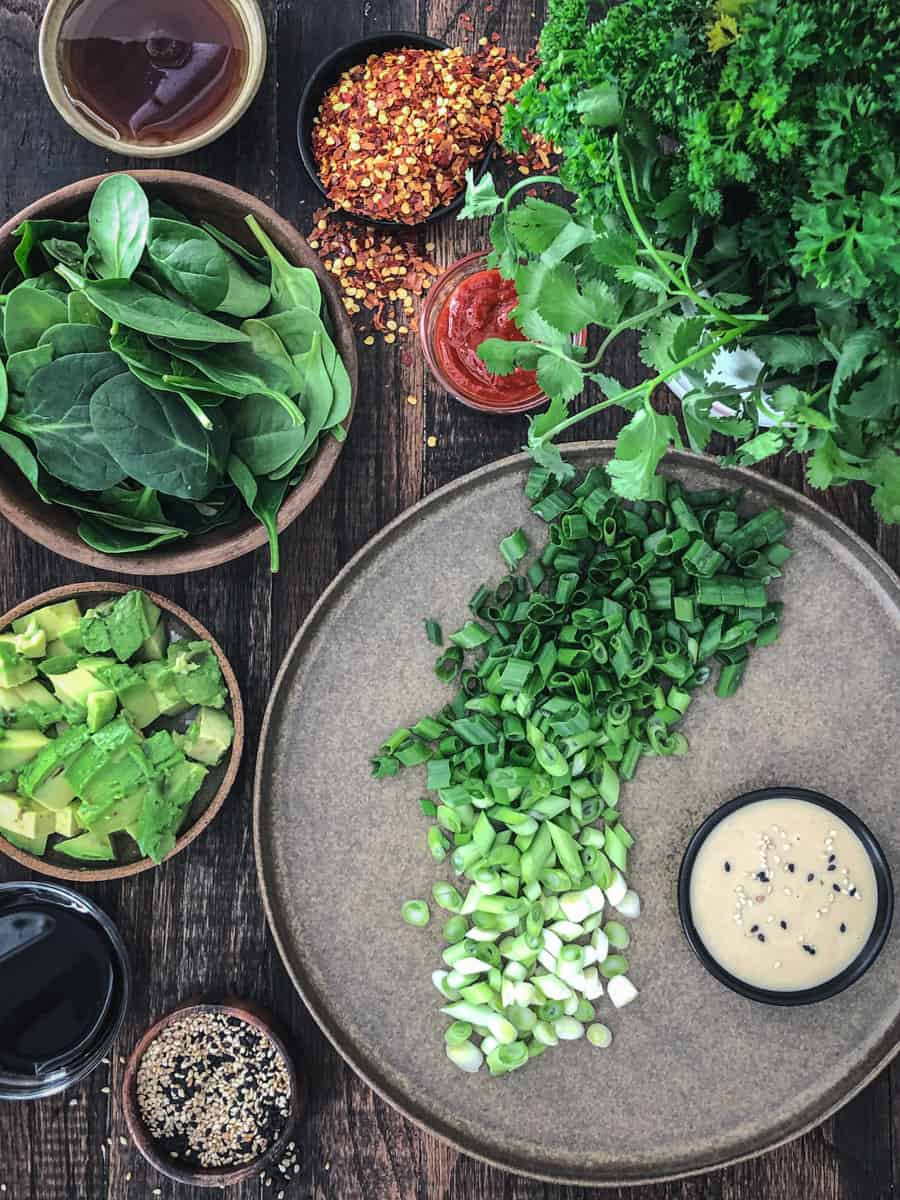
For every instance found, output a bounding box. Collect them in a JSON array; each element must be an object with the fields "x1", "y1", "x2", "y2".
[{"x1": 0, "y1": 0, "x2": 896, "y2": 1198}]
